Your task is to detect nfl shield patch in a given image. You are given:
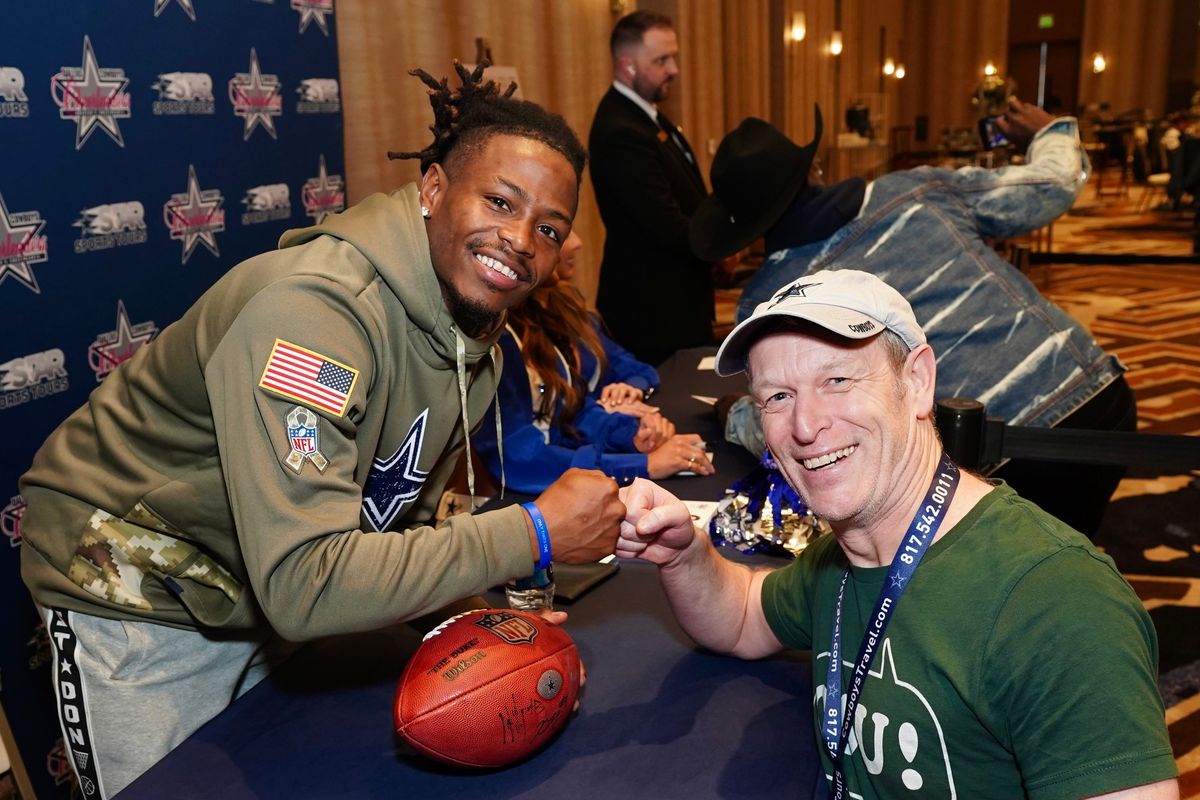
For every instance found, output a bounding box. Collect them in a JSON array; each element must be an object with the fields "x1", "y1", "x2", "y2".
[
  {"x1": 284, "y1": 406, "x2": 329, "y2": 473},
  {"x1": 474, "y1": 611, "x2": 539, "y2": 645}
]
